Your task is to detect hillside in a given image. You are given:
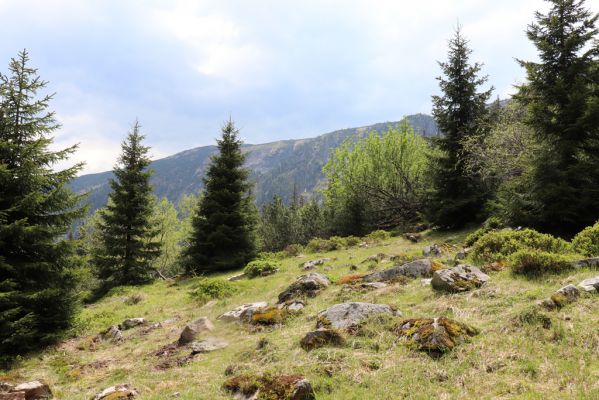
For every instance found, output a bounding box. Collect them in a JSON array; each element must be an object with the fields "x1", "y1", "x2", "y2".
[
  {"x1": 70, "y1": 114, "x2": 439, "y2": 213},
  {"x1": 5, "y1": 229, "x2": 598, "y2": 399}
]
